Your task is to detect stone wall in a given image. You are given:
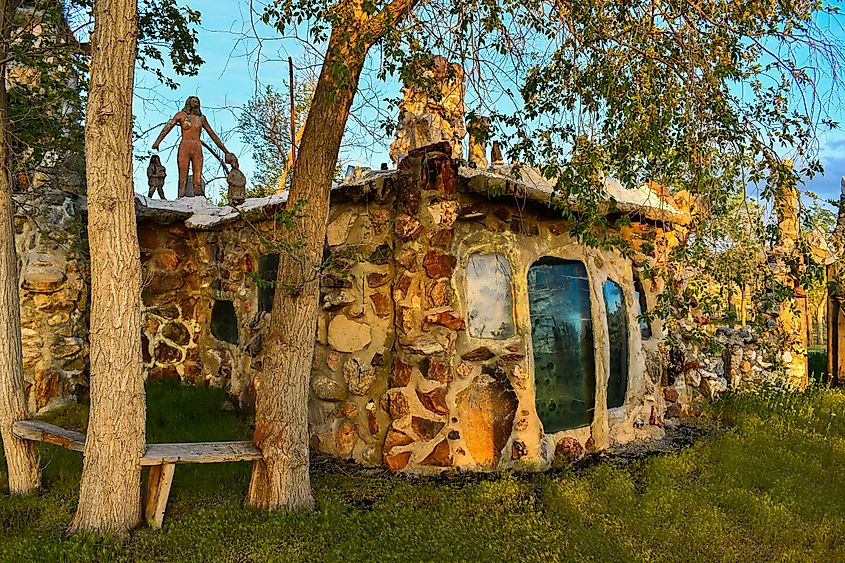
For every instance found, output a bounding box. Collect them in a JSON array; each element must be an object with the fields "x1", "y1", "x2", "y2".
[
  {"x1": 139, "y1": 220, "x2": 271, "y2": 406},
  {"x1": 659, "y1": 326, "x2": 788, "y2": 416},
  {"x1": 305, "y1": 143, "x2": 674, "y2": 472},
  {"x1": 14, "y1": 189, "x2": 88, "y2": 413}
]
